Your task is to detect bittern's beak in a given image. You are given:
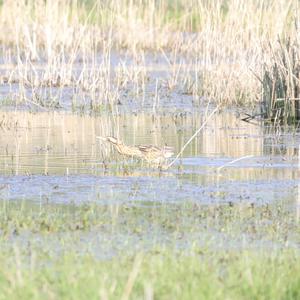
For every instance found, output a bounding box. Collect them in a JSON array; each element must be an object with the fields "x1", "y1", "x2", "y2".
[{"x1": 96, "y1": 136, "x2": 108, "y2": 142}]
